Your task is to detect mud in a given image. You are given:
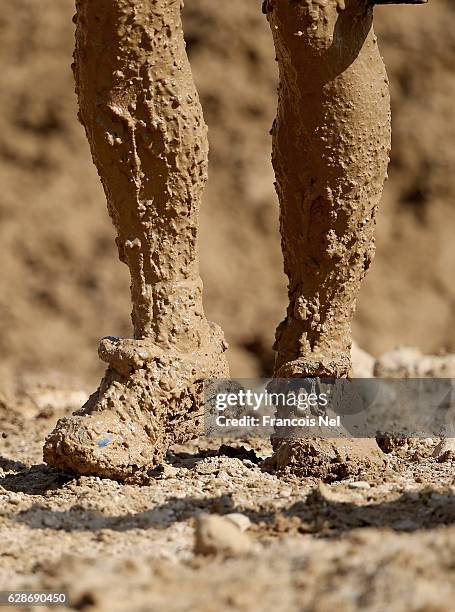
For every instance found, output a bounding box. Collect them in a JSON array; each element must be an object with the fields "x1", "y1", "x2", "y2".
[
  {"x1": 267, "y1": 437, "x2": 386, "y2": 483},
  {"x1": 44, "y1": 0, "x2": 228, "y2": 479},
  {"x1": 264, "y1": 0, "x2": 407, "y2": 476},
  {"x1": 267, "y1": 0, "x2": 391, "y2": 378}
]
